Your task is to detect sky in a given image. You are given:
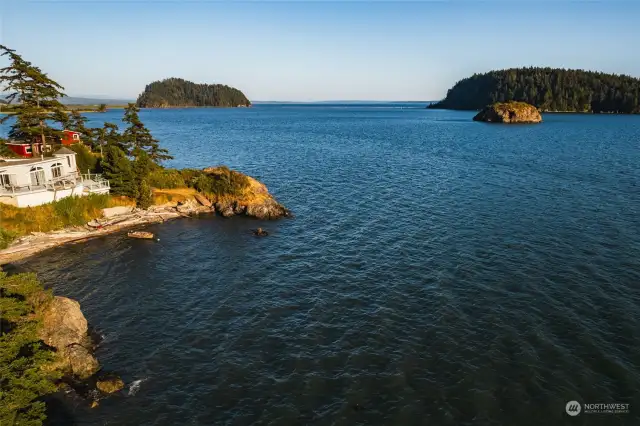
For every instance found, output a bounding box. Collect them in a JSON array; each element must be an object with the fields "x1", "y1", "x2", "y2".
[{"x1": 0, "y1": 0, "x2": 639, "y2": 102}]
